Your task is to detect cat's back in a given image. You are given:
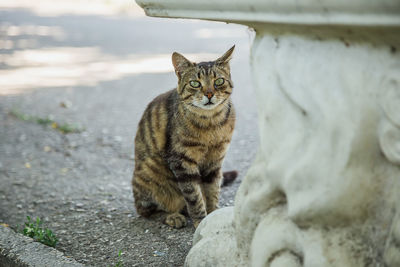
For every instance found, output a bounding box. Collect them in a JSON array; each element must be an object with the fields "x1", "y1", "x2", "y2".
[
  {"x1": 143, "y1": 88, "x2": 176, "y2": 115},
  {"x1": 135, "y1": 89, "x2": 177, "y2": 159}
]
